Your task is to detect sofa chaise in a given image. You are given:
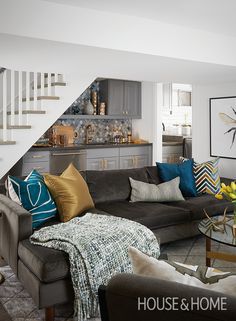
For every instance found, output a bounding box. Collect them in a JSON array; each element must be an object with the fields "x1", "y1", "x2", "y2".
[{"x1": 0, "y1": 166, "x2": 232, "y2": 321}]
